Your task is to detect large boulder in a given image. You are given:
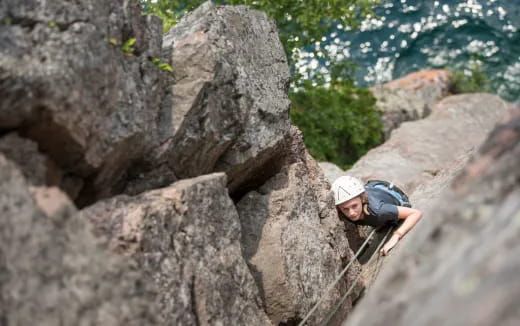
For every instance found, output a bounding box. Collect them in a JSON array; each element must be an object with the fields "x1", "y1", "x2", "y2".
[
  {"x1": 236, "y1": 127, "x2": 363, "y2": 325},
  {"x1": 81, "y1": 173, "x2": 272, "y2": 325},
  {"x1": 371, "y1": 69, "x2": 452, "y2": 137},
  {"x1": 0, "y1": 0, "x2": 168, "y2": 203},
  {"x1": 0, "y1": 154, "x2": 159, "y2": 325},
  {"x1": 344, "y1": 109, "x2": 520, "y2": 326},
  {"x1": 1, "y1": 0, "x2": 292, "y2": 203},
  {"x1": 348, "y1": 93, "x2": 512, "y2": 195},
  {"x1": 149, "y1": 1, "x2": 291, "y2": 193}
]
